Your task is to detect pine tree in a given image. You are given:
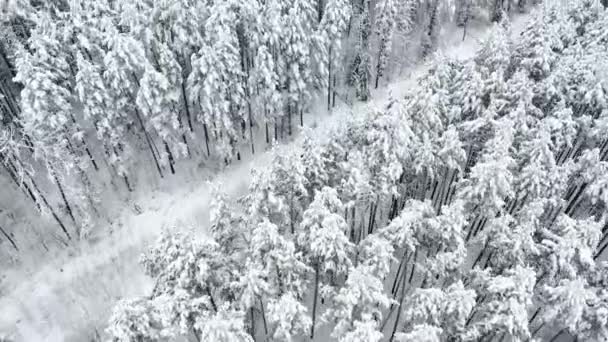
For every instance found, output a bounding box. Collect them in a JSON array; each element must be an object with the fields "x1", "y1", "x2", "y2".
[
  {"x1": 195, "y1": 305, "x2": 253, "y2": 342},
  {"x1": 325, "y1": 265, "x2": 391, "y2": 340},
  {"x1": 188, "y1": 1, "x2": 246, "y2": 161},
  {"x1": 351, "y1": 0, "x2": 372, "y2": 101},
  {"x1": 465, "y1": 266, "x2": 536, "y2": 341},
  {"x1": 267, "y1": 292, "x2": 312, "y2": 341},
  {"x1": 318, "y1": 0, "x2": 351, "y2": 107},
  {"x1": 297, "y1": 186, "x2": 354, "y2": 338}
]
